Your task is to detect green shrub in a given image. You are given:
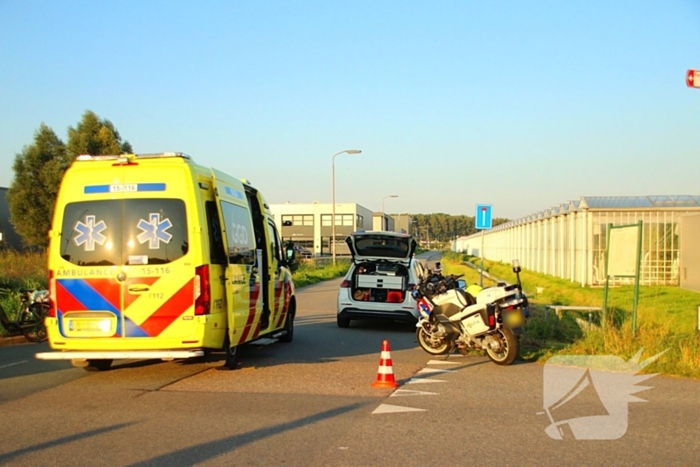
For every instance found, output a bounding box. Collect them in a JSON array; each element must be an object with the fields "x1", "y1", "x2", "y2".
[
  {"x1": 0, "y1": 250, "x2": 49, "y2": 336},
  {"x1": 0, "y1": 250, "x2": 48, "y2": 290},
  {"x1": 292, "y1": 258, "x2": 351, "y2": 288}
]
